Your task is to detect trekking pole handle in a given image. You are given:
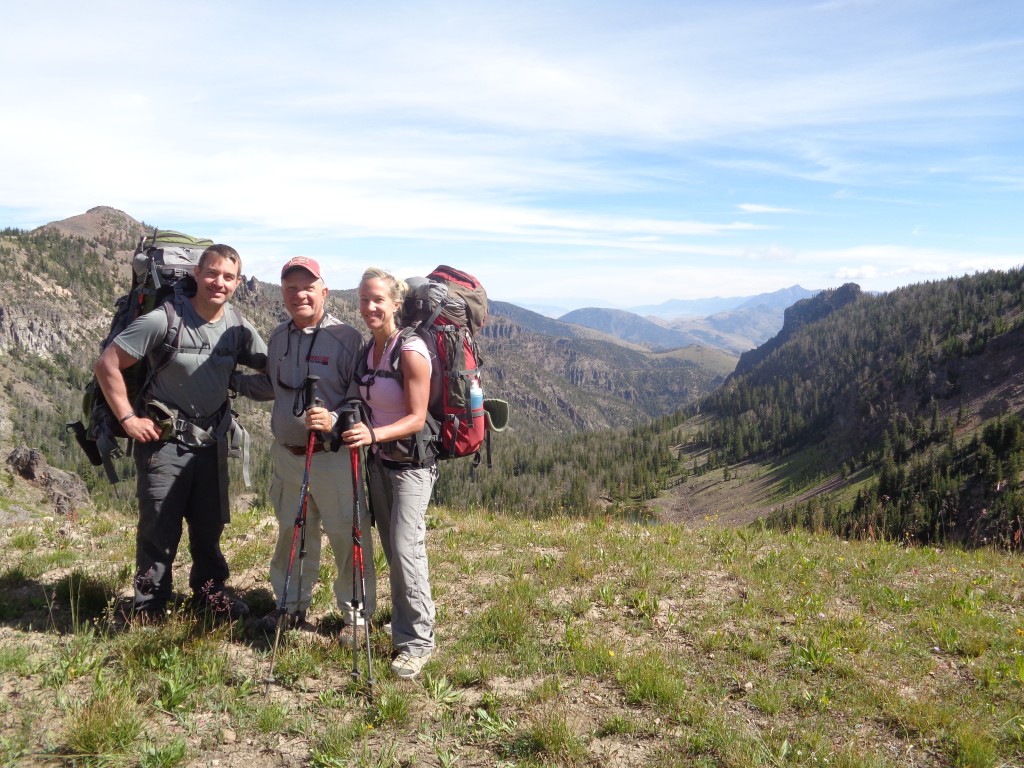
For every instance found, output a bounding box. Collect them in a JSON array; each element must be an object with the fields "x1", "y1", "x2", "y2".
[{"x1": 339, "y1": 404, "x2": 361, "y2": 432}]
